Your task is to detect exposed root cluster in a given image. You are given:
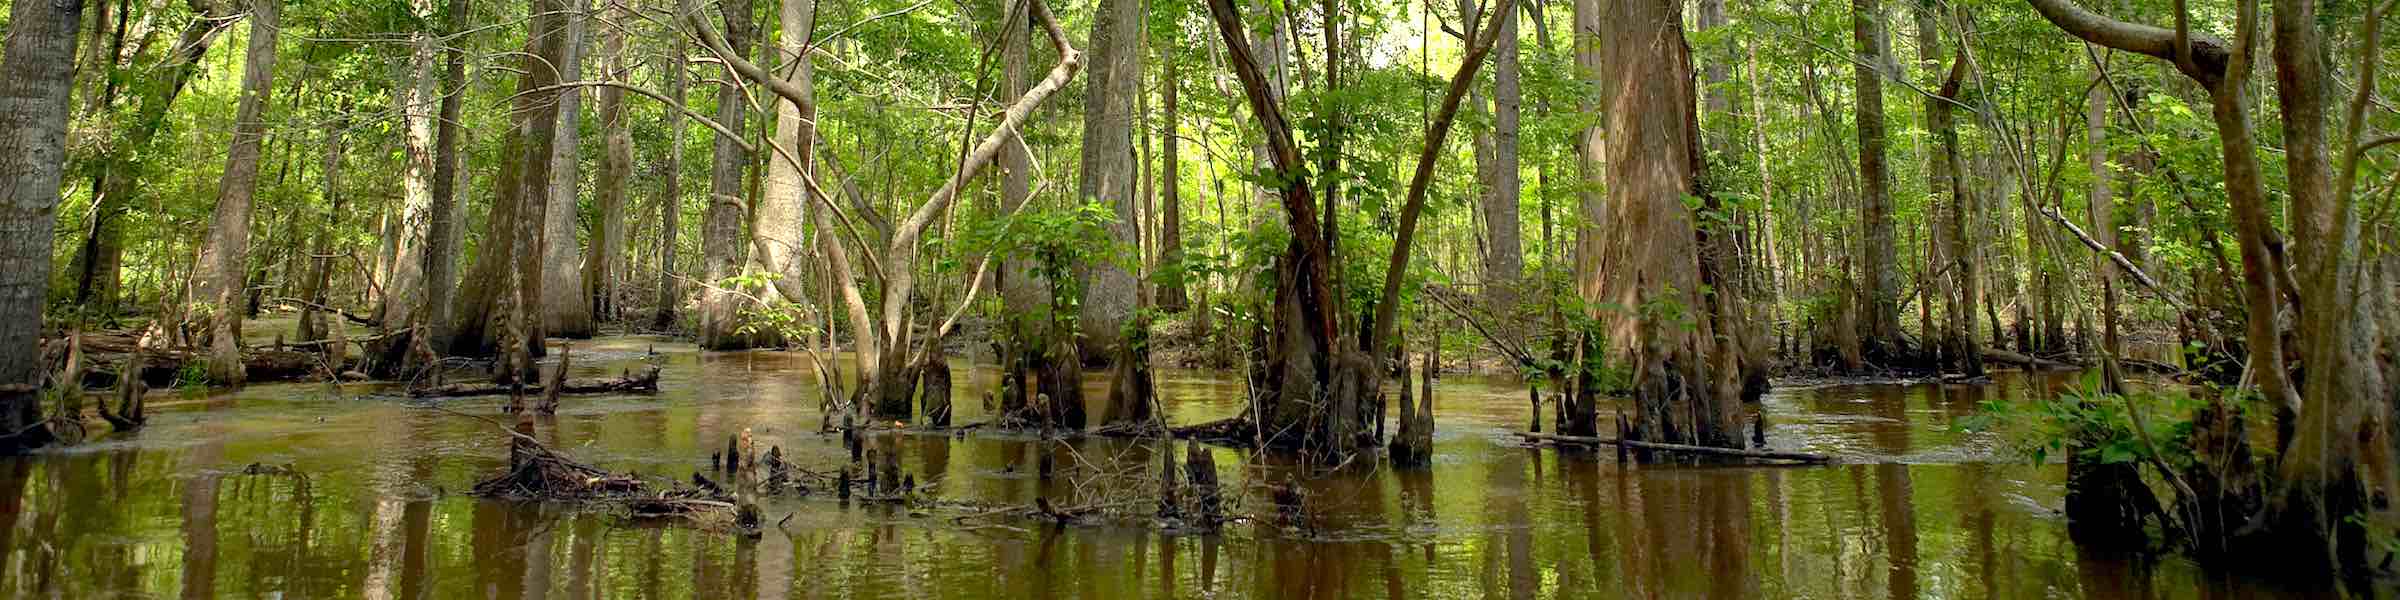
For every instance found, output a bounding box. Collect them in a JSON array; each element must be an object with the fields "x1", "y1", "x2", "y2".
[{"x1": 471, "y1": 428, "x2": 759, "y2": 536}]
